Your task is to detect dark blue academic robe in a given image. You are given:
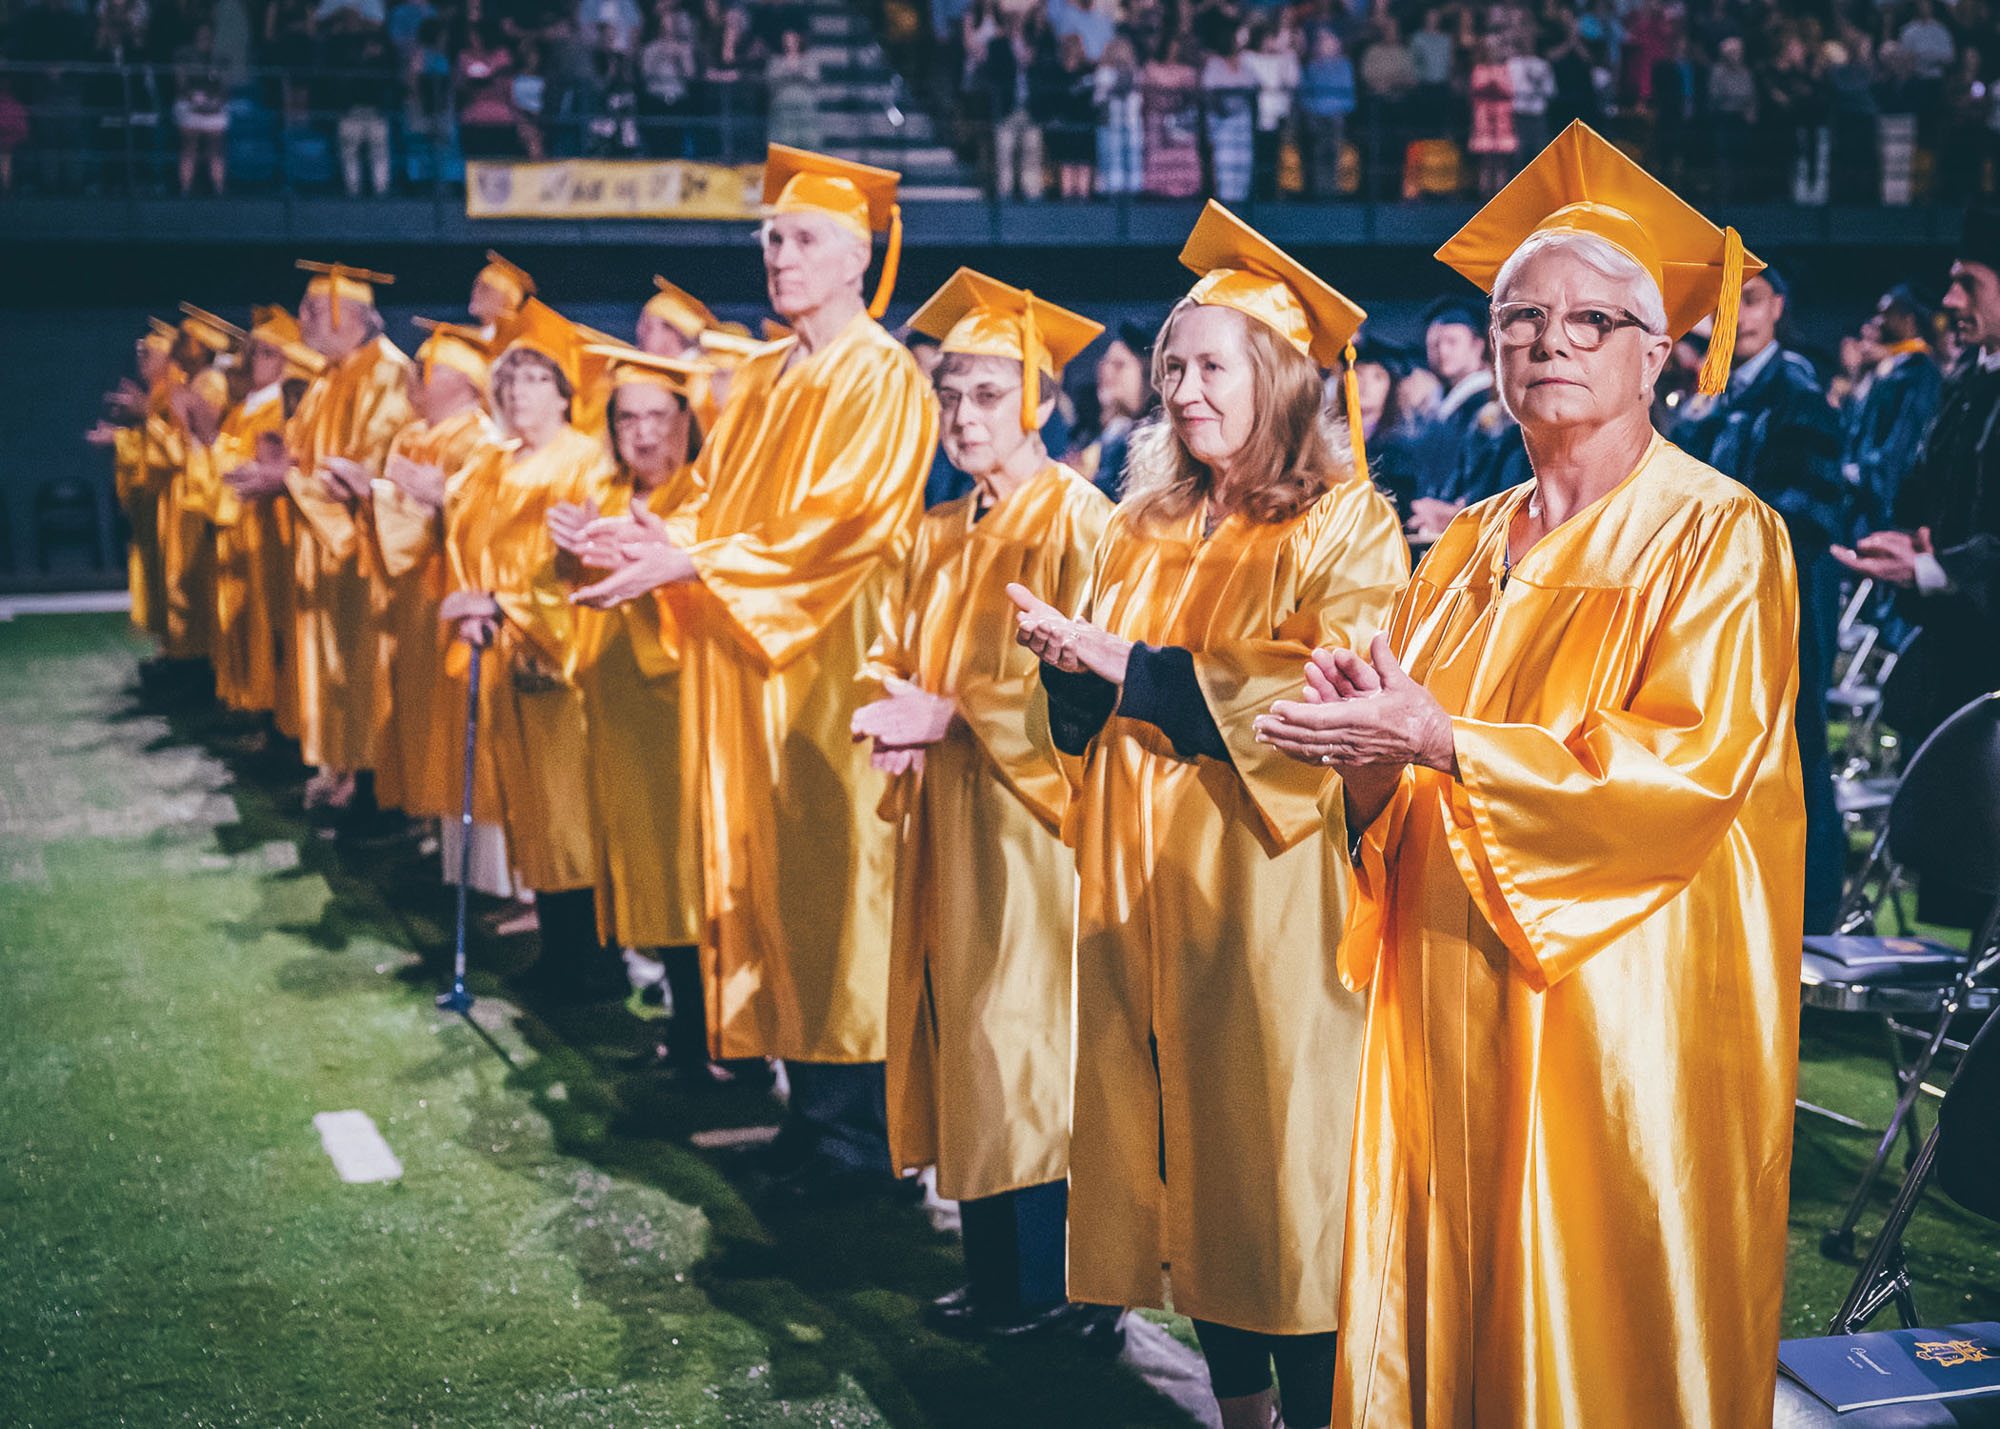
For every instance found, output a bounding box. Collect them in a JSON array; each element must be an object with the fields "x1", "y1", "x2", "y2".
[{"x1": 1673, "y1": 344, "x2": 1847, "y2": 934}]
